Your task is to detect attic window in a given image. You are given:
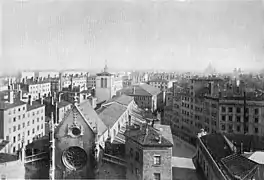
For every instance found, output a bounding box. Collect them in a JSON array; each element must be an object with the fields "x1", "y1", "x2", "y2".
[{"x1": 72, "y1": 127, "x2": 81, "y2": 136}]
